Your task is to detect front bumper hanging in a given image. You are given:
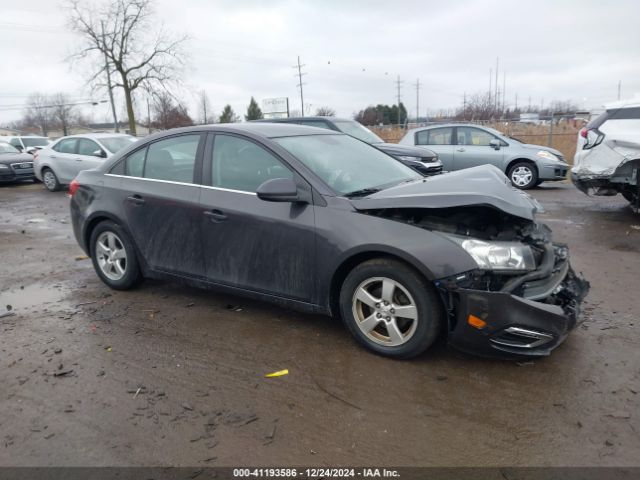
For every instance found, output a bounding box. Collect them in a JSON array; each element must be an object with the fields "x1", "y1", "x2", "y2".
[{"x1": 437, "y1": 244, "x2": 590, "y2": 359}]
